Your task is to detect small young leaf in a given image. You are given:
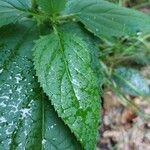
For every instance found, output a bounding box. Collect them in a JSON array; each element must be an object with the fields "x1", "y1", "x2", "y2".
[
  {"x1": 0, "y1": 0, "x2": 31, "y2": 28},
  {"x1": 0, "y1": 23, "x2": 82, "y2": 150},
  {"x1": 37, "y1": 0, "x2": 66, "y2": 15},
  {"x1": 64, "y1": 0, "x2": 150, "y2": 39},
  {"x1": 33, "y1": 31, "x2": 101, "y2": 150},
  {"x1": 112, "y1": 67, "x2": 150, "y2": 96}
]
